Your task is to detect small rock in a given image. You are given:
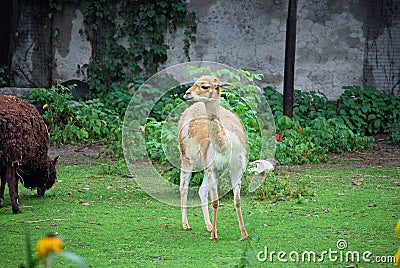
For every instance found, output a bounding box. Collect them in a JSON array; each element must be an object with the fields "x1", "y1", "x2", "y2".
[{"x1": 368, "y1": 203, "x2": 377, "y2": 207}]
